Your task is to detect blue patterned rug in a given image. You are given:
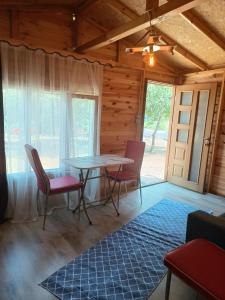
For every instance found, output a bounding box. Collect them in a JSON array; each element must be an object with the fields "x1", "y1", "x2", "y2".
[{"x1": 40, "y1": 199, "x2": 203, "y2": 300}]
